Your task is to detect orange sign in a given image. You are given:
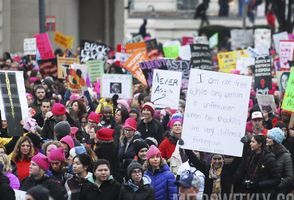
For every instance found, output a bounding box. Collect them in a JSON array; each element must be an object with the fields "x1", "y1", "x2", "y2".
[{"x1": 125, "y1": 42, "x2": 147, "y2": 54}]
